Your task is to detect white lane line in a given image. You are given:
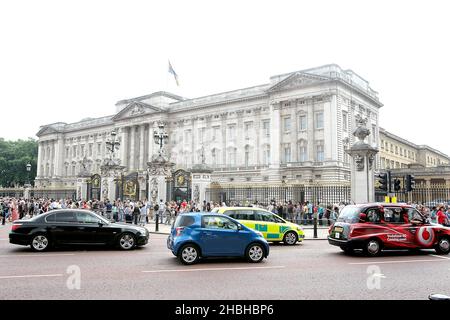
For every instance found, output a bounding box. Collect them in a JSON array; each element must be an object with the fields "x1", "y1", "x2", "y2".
[
  {"x1": 349, "y1": 259, "x2": 448, "y2": 265},
  {"x1": 429, "y1": 254, "x2": 450, "y2": 260},
  {"x1": 0, "y1": 239, "x2": 8, "y2": 241},
  {"x1": 142, "y1": 266, "x2": 285, "y2": 273},
  {"x1": 0, "y1": 274, "x2": 63, "y2": 280},
  {"x1": 0, "y1": 253, "x2": 75, "y2": 258}
]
